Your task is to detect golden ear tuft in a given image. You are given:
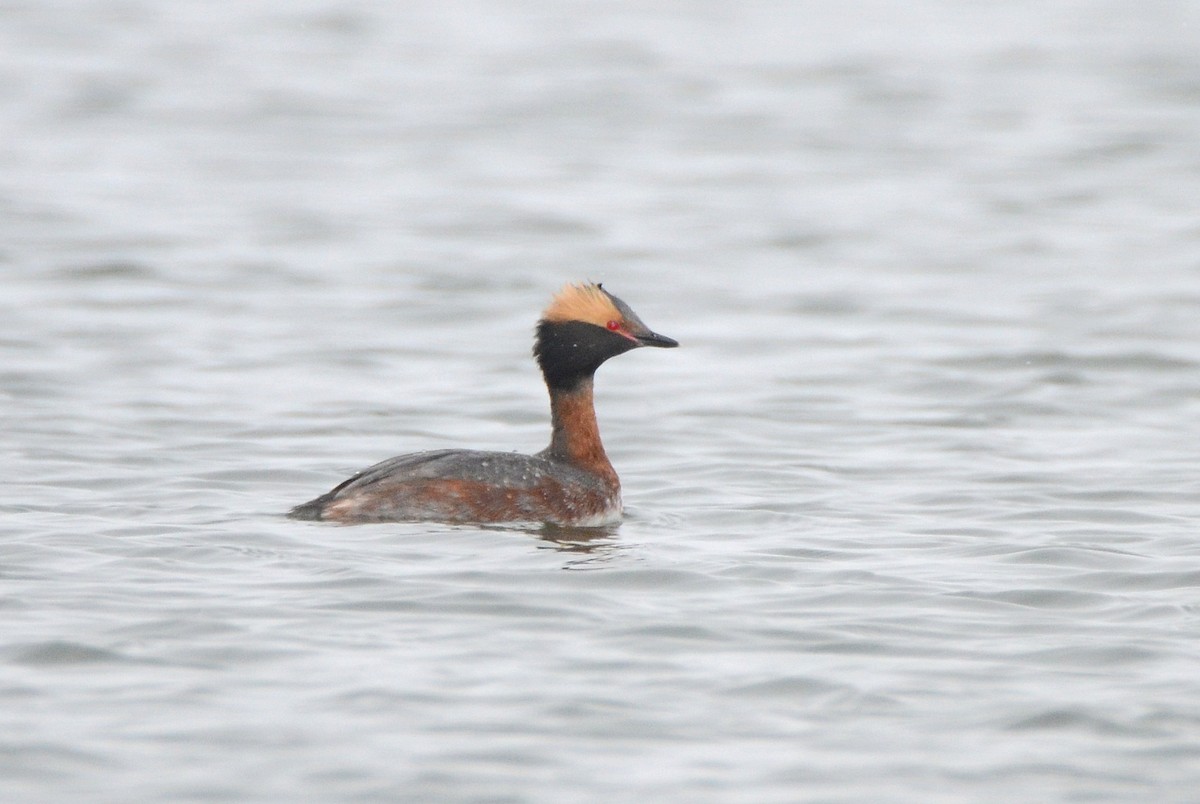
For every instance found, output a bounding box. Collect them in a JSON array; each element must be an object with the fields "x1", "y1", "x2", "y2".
[{"x1": 541, "y1": 282, "x2": 620, "y2": 326}]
